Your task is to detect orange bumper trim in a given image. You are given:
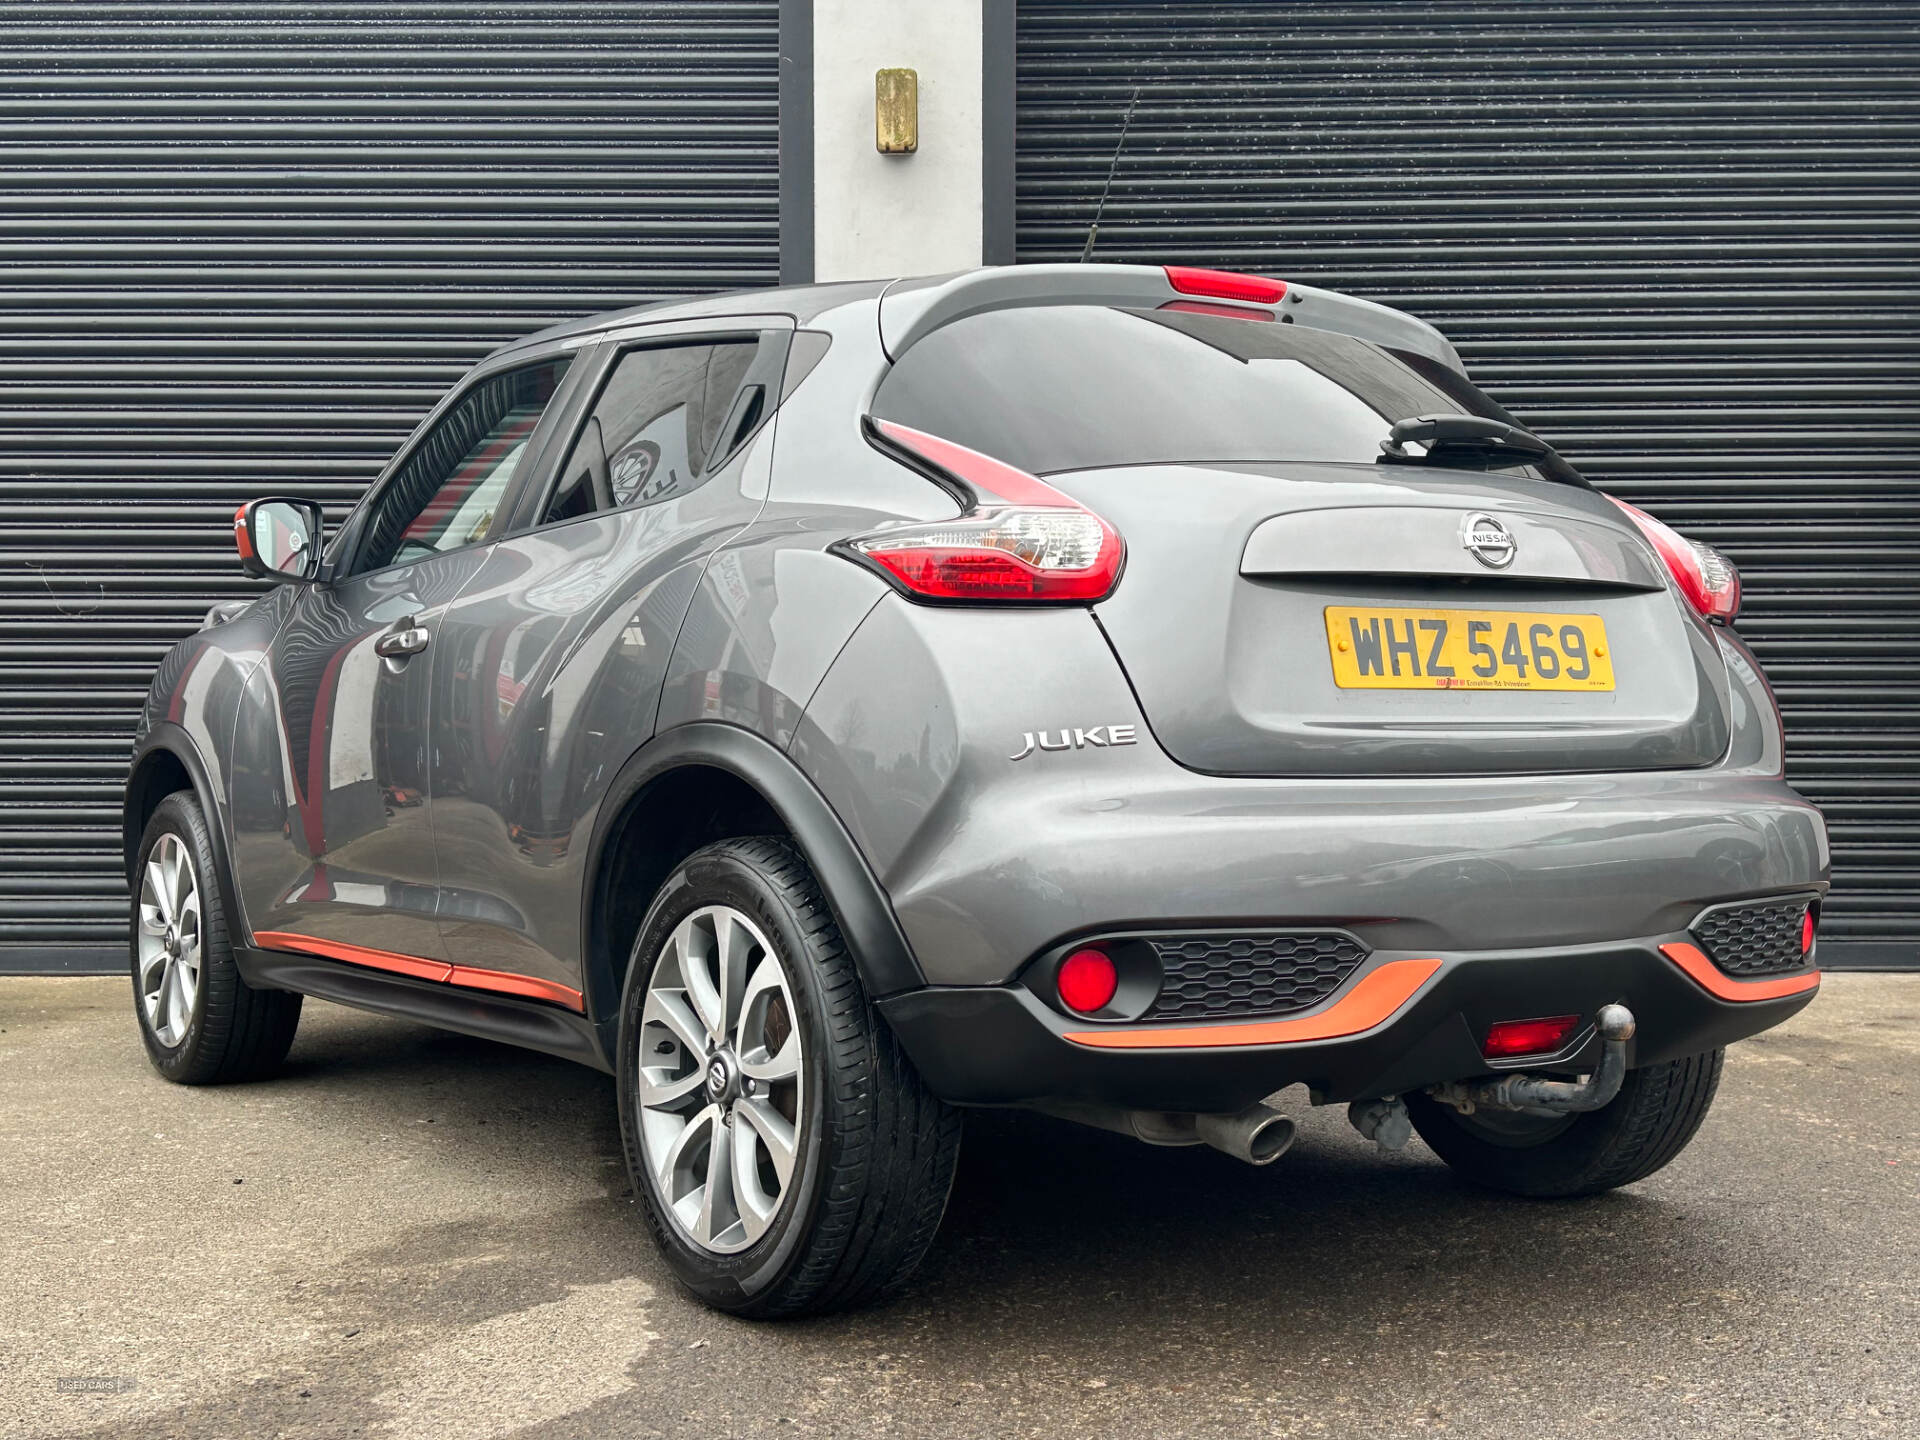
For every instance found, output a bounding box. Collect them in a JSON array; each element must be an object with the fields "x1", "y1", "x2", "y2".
[
  {"x1": 1660, "y1": 941, "x2": 1820, "y2": 1003},
  {"x1": 251, "y1": 930, "x2": 584, "y2": 1012},
  {"x1": 1063, "y1": 956, "x2": 1443, "y2": 1050}
]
